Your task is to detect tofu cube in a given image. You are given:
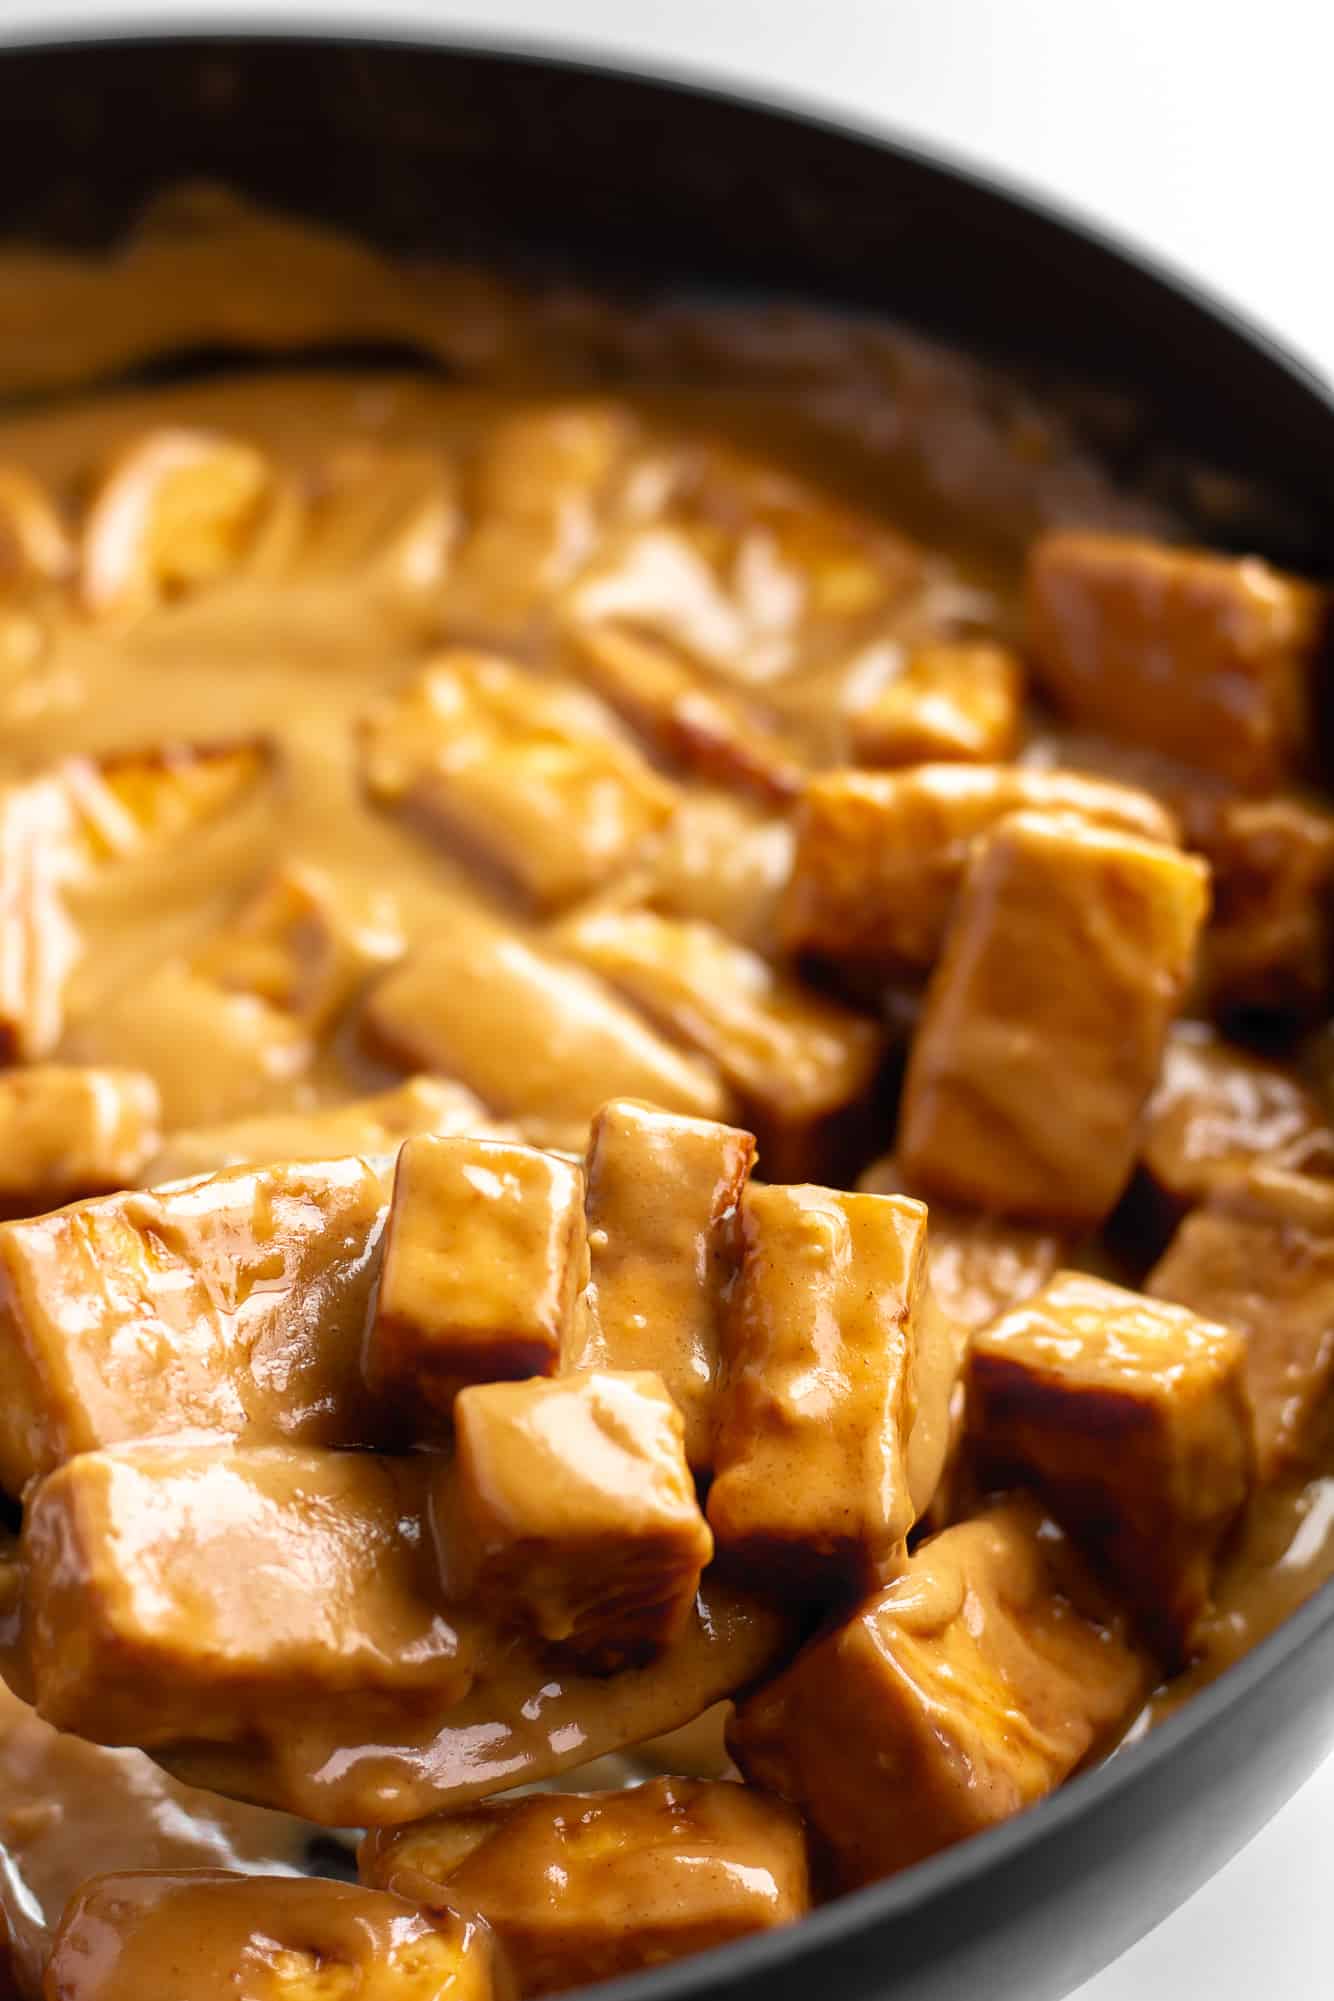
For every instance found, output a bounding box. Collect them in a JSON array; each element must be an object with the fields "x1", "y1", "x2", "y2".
[
  {"x1": 552, "y1": 907, "x2": 884, "y2": 1181},
  {"x1": 780, "y1": 764, "x2": 1180, "y2": 971},
  {"x1": 22, "y1": 1443, "x2": 466, "y2": 1753},
  {"x1": 851, "y1": 640, "x2": 1023, "y2": 767},
  {"x1": 578, "y1": 1098, "x2": 757, "y2": 1468},
  {"x1": 708, "y1": 1183, "x2": 928, "y2": 1588},
  {"x1": 1140, "y1": 1022, "x2": 1327, "y2": 1217},
  {"x1": 1186, "y1": 791, "x2": 1334, "y2": 1023},
  {"x1": 967, "y1": 1272, "x2": 1254, "y2": 1659},
  {"x1": 730, "y1": 1500, "x2": 1147, "y2": 1886},
  {"x1": 1026, "y1": 531, "x2": 1328, "y2": 790},
  {"x1": 365, "y1": 1134, "x2": 587, "y2": 1422},
  {"x1": 46, "y1": 1873, "x2": 496, "y2": 2001},
  {"x1": 1150, "y1": 1166, "x2": 1334, "y2": 1481},
  {"x1": 191, "y1": 861, "x2": 400, "y2": 1031},
  {"x1": 441, "y1": 1370, "x2": 713, "y2": 1670},
  {"x1": 361, "y1": 1777, "x2": 809, "y2": 1994},
  {"x1": 0, "y1": 1065, "x2": 160, "y2": 1211},
  {"x1": 900, "y1": 812, "x2": 1209, "y2": 1223},
  {"x1": 361, "y1": 653, "x2": 676, "y2": 911}
]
